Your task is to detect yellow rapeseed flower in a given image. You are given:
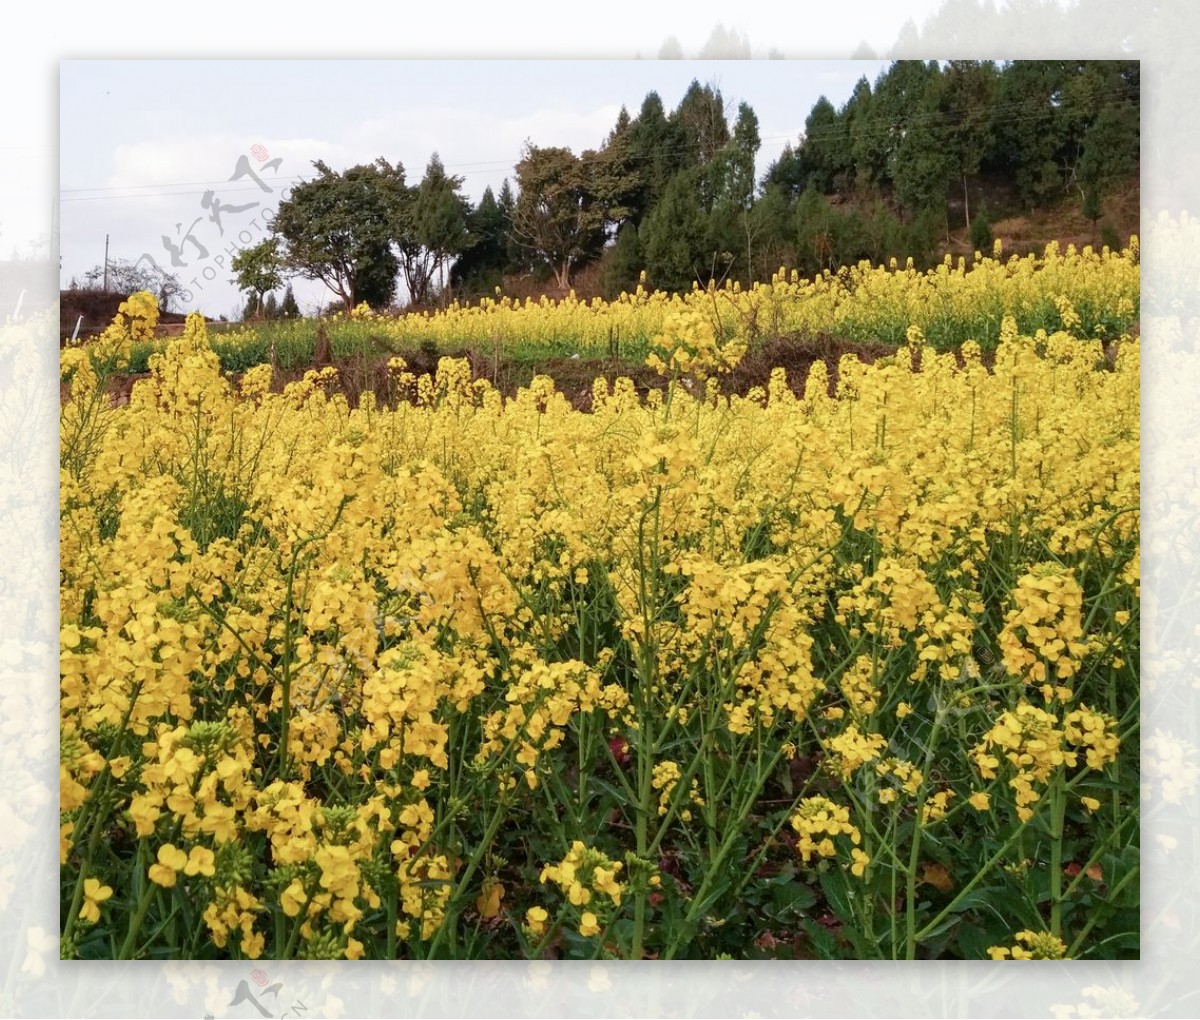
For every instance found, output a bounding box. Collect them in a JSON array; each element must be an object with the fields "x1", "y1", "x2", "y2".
[{"x1": 80, "y1": 878, "x2": 113, "y2": 924}]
